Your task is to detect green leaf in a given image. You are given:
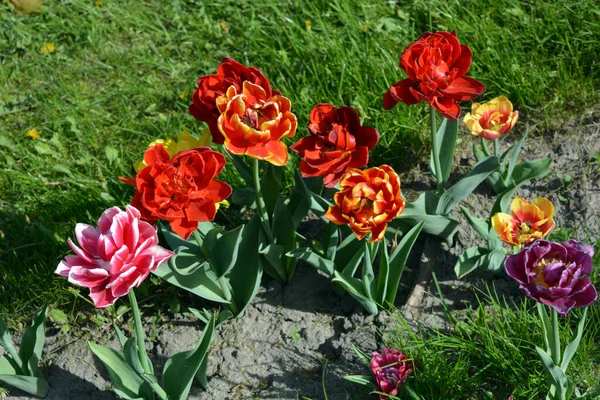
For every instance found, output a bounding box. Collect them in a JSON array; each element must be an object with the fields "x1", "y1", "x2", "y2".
[
  {"x1": 0, "y1": 316, "x2": 22, "y2": 371},
  {"x1": 561, "y1": 308, "x2": 587, "y2": 373},
  {"x1": 188, "y1": 308, "x2": 232, "y2": 330},
  {"x1": 19, "y1": 305, "x2": 47, "y2": 377},
  {"x1": 375, "y1": 237, "x2": 390, "y2": 305},
  {"x1": 504, "y1": 130, "x2": 528, "y2": 186},
  {"x1": 88, "y1": 342, "x2": 153, "y2": 400},
  {"x1": 153, "y1": 261, "x2": 229, "y2": 304},
  {"x1": 431, "y1": 118, "x2": 458, "y2": 187},
  {"x1": 231, "y1": 188, "x2": 256, "y2": 207},
  {"x1": 210, "y1": 226, "x2": 244, "y2": 278},
  {"x1": 123, "y1": 338, "x2": 145, "y2": 375},
  {"x1": 492, "y1": 184, "x2": 522, "y2": 215},
  {"x1": 308, "y1": 192, "x2": 331, "y2": 216},
  {"x1": 335, "y1": 234, "x2": 363, "y2": 271},
  {"x1": 113, "y1": 323, "x2": 128, "y2": 350},
  {"x1": 0, "y1": 375, "x2": 49, "y2": 398},
  {"x1": 473, "y1": 142, "x2": 485, "y2": 163},
  {"x1": 436, "y1": 156, "x2": 500, "y2": 215},
  {"x1": 351, "y1": 345, "x2": 371, "y2": 366},
  {"x1": 511, "y1": 157, "x2": 552, "y2": 185},
  {"x1": 454, "y1": 247, "x2": 489, "y2": 279},
  {"x1": 228, "y1": 215, "x2": 264, "y2": 316},
  {"x1": 535, "y1": 347, "x2": 568, "y2": 397},
  {"x1": 105, "y1": 146, "x2": 120, "y2": 165},
  {"x1": 162, "y1": 315, "x2": 215, "y2": 400},
  {"x1": 460, "y1": 206, "x2": 489, "y2": 240},
  {"x1": 34, "y1": 142, "x2": 54, "y2": 155},
  {"x1": 342, "y1": 375, "x2": 376, "y2": 389},
  {"x1": 48, "y1": 309, "x2": 68, "y2": 324},
  {"x1": 332, "y1": 271, "x2": 378, "y2": 315},
  {"x1": 158, "y1": 221, "x2": 202, "y2": 252},
  {"x1": 287, "y1": 247, "x2": 335, "y2": 277},
  {"x1": 200, "y1": 227, "x2": 222, "y2": 258},
  {"x1": 226, "y1": 151, "x2": 254, "y2": 185},
  {"x1": 384, "y1": 221, "x2": 424, "y2": 307},
  {"x1": 323, "y1": 222, "x2": 339, "y2": 261},
  {"x1": 484, "y1": 249, "x2": 507, "y2": 272},
  {"x1": 362, "y1": 242, "x2": 375, "y2": 300},
  {"x1": 259, "y1": 244, "x2": 287, "y2": 282},
  {"x1": 262, "y1": 163, "x2": 282, "y2": 217},
  {"x1": 341, "y1": 245, "x2": 365, "y2": 277},
  {"x1": 581, "y1": 385, "x2": 600, "y2": 399},
  {"x1": 271, "y1": 201, "x2": 298, "y2": 280},
  {"x1": 167, "y1": 247, "x2": 206, "y2": 276},
  {"x1": 0, "y1": 355, "x2": 19, "y2": 375},
  {"x1": 287, "y1": 170, "x2": 312, "y2": 228}
]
